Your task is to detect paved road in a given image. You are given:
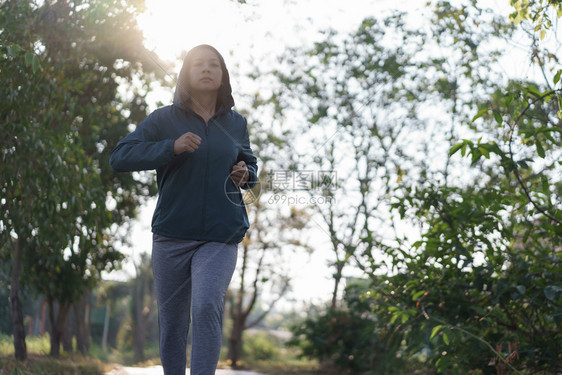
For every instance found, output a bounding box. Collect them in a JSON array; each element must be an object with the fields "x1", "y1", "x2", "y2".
[{"x1": 104, "y1": 365, "x2": 265, "y2": 375}]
